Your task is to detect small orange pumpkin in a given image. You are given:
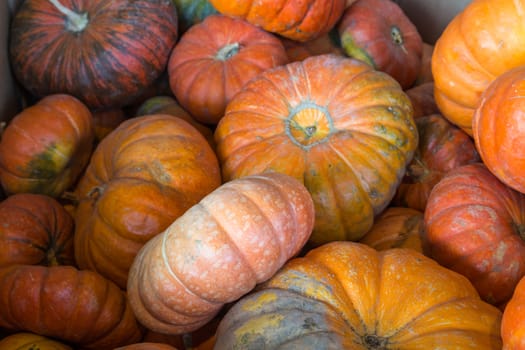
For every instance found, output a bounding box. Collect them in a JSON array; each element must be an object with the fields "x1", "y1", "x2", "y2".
[{"x1": 0, "y1": 332, "x2": 73, "y2": 350}]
